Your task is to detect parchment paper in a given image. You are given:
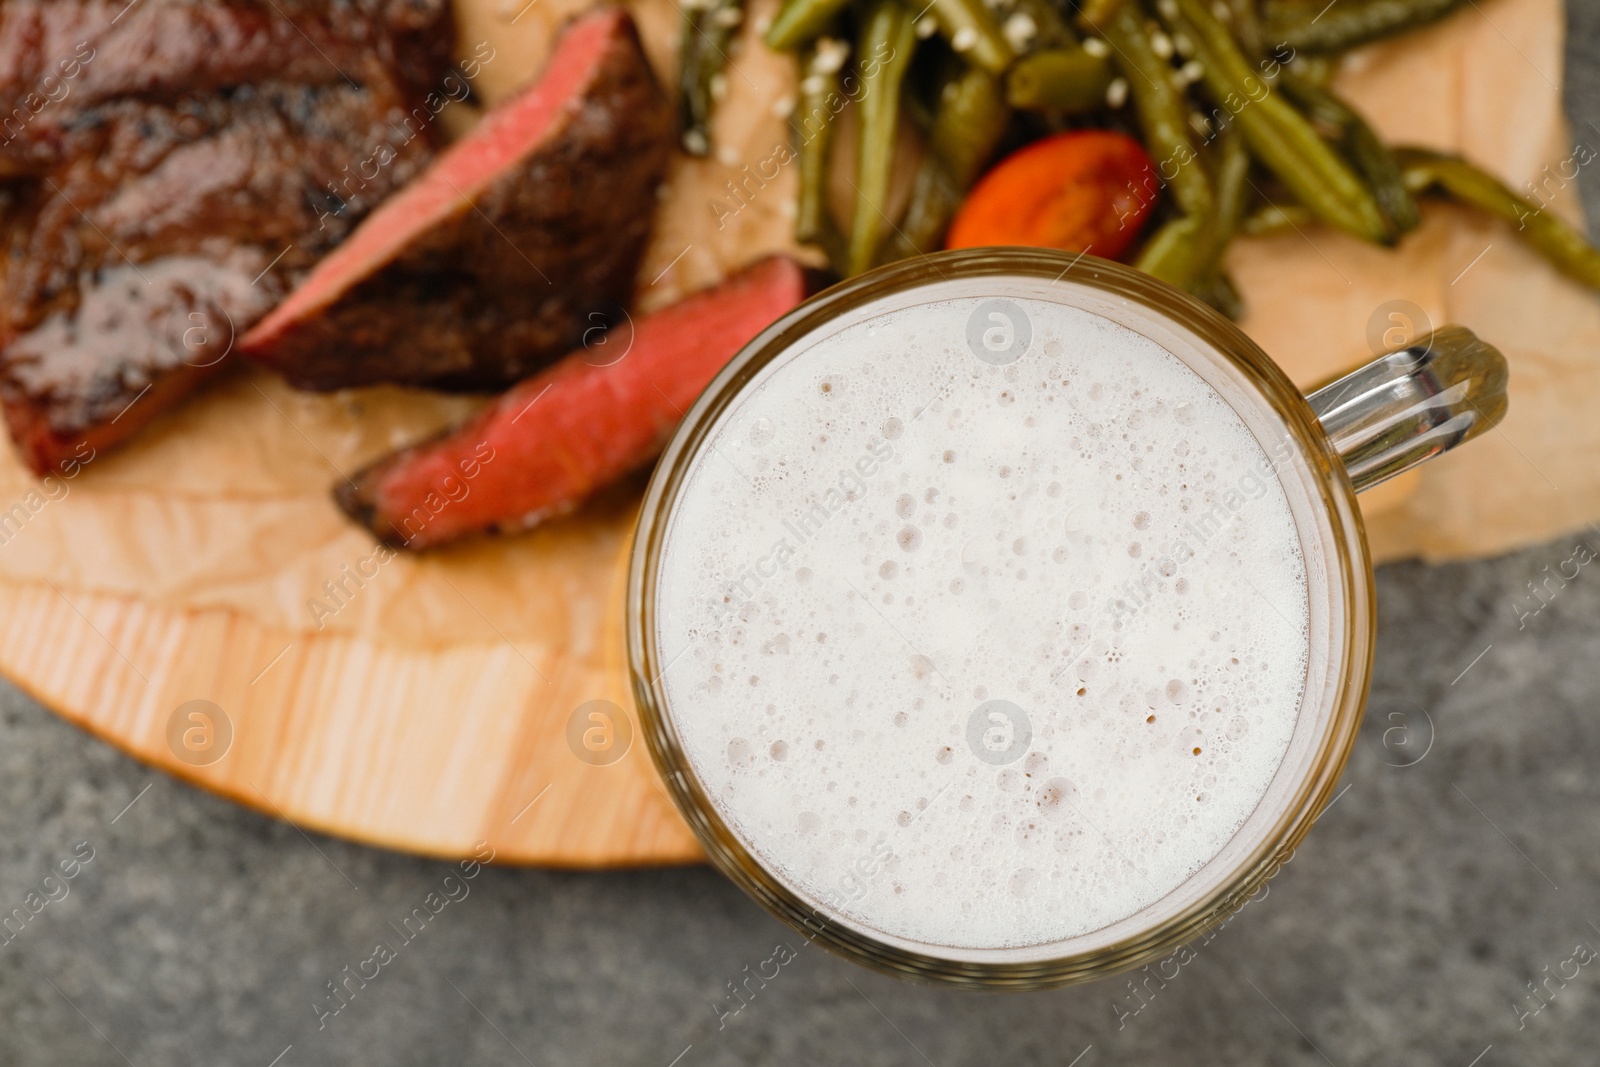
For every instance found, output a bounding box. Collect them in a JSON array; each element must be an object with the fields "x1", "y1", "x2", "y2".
[{"x1": 0, "y1": 0, "x2": 1591, "y2": 649}]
